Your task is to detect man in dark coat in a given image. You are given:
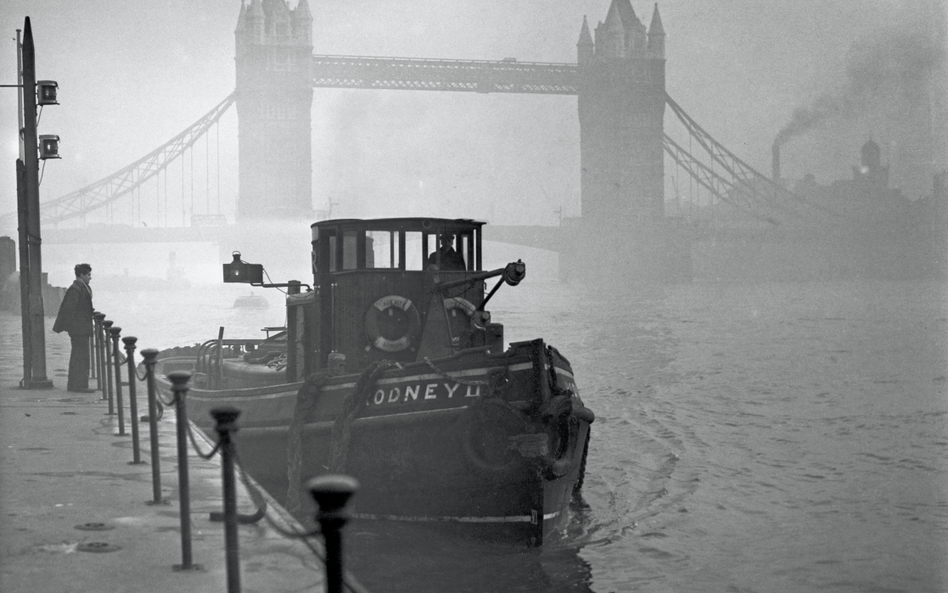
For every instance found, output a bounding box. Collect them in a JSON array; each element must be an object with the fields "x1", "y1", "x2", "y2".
[
  {"x1": 53, "y1": 263, "x2": 95, "y2": 393},
  {"x1": 427, "y1": 232, "x2": 466, "y2": 271}
]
